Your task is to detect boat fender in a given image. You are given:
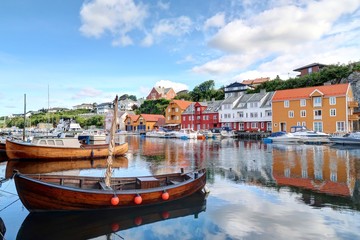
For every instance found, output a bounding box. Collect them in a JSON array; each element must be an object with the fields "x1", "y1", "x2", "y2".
[
  {"x1": 111, "y1": 195, "x2": 119, "y2": 206},
  {"x1": 161, "y1": 191, "x2": 169, "y2": 201},
  {"x1": 161, "y1": 211, "x2": 170, "y2": 219},
  {"x1": 134, "y1": 194, "x2": 142, "y2": 204}
]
